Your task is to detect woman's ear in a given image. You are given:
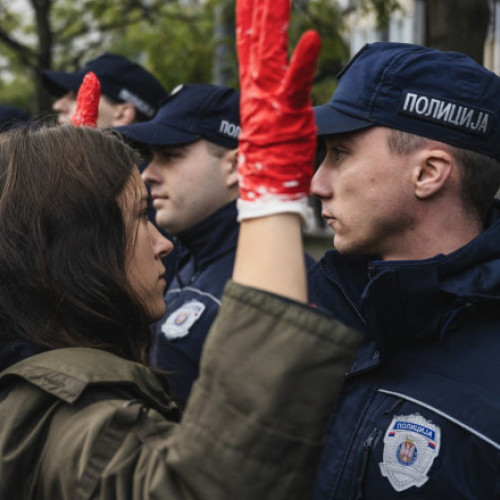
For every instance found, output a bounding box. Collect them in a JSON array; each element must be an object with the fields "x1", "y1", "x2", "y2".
[{"x1": 412, "y1": 146, "x2": 454, "y2": 199}]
